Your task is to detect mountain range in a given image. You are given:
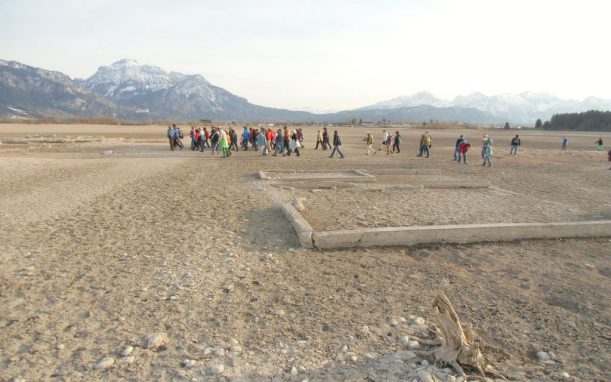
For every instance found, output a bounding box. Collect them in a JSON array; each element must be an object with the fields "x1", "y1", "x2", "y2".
[
  {"x1": 1, "y1": 58, "x2": 610, "y2": 125},
  {"x1": 362, "y1": 91, "x2": 611, "y2": 124}
]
